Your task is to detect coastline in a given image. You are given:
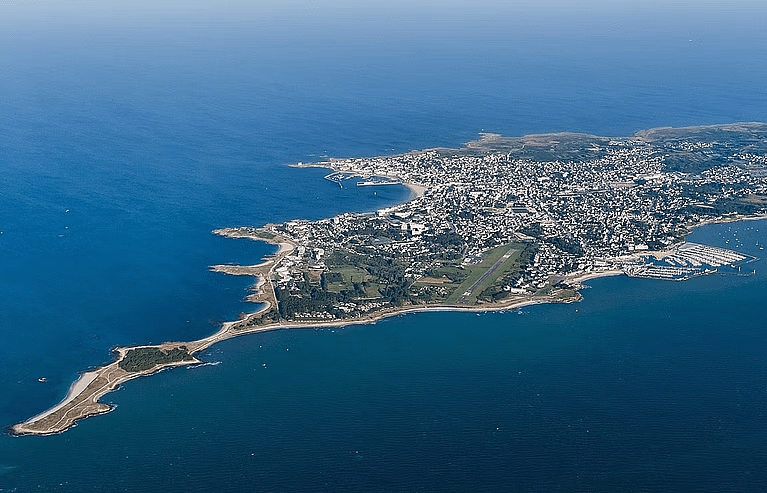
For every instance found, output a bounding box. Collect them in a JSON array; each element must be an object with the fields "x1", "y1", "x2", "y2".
[
  {"x1": 23, "y1": 370, "x2": 100, "y2": 423},
  {"x1": 11, "y1": 213, "x2": 766, "y2": 436},
  {"x1": 8, "y1": 254, "x2": 615, "y2": 437},
  {"x1": 10, "y1": 356, "x2": 203, "y2": 437},
  {"x1": 403, "y1": 181, "x2": 427, "y2": 199},
  {"x1": 291, "y1": 160, "x2": 426, "y2": 200},
  {"x1": 11, "y1": 136, "x2": 767, "y2": 435}
]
